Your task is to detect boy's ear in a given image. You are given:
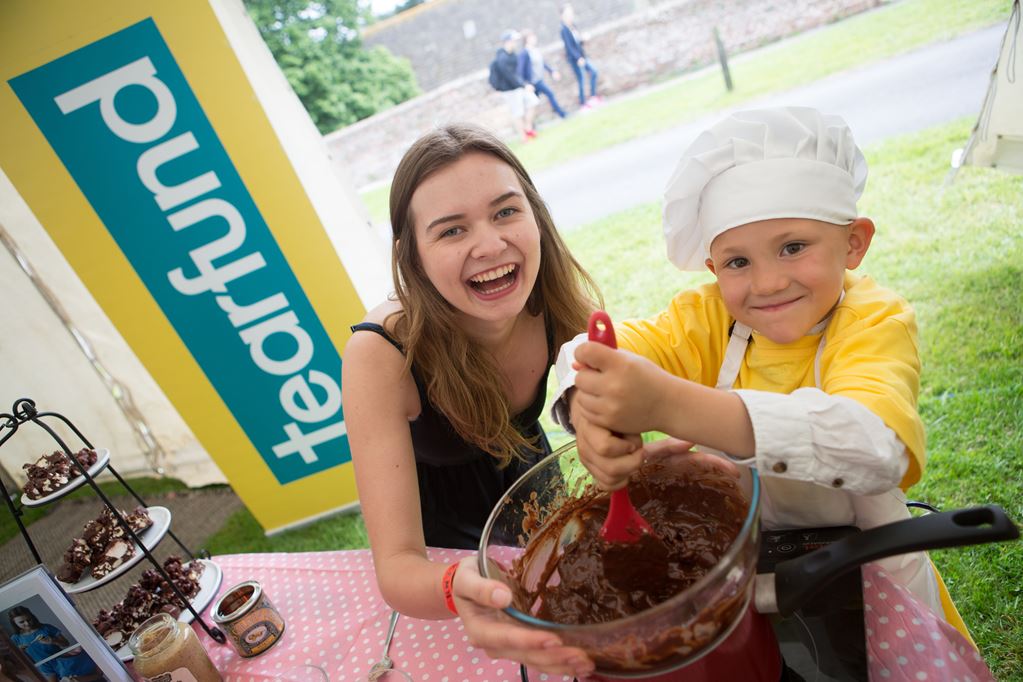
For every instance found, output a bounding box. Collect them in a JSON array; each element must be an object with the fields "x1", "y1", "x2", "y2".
[
  {"x1": 845, "y1": 217, "x2": 875, "y2": 270},
  {"x1": 705, "y1": 258, "x2": 717, "y2": 275}
]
